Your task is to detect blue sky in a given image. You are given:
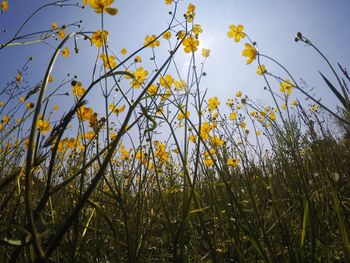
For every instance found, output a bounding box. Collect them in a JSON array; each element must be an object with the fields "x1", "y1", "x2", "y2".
[{"x1": 1, "y1": 0, "x2": 349, "y2": 125}]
